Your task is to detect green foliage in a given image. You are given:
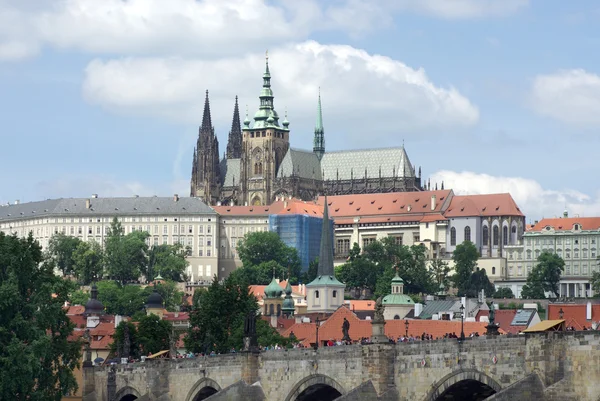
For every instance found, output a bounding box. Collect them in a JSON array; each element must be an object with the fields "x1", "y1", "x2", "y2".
[
  {"x1": 235, "y1": 232, "x2": 302, "y2": 284},
  {"x1": 95, "y1": 279, "x2": 183, "y2": 316},
  {"x1": 303, "y1": 258, "x2": 318, "y2": 283},
  {"x1": 70, "y1": 289, "x2": 90, "y2": 306},
  {"x1": 0, "y1": 233, "x2": 80, "y2": 400},
  {"x1": 430, "y1": 258, "x2": 452, "y2": 292},
  {"x1": 72, "y1": 240, "x2": 104, "y2": 285},
  {"x1": 471, "y1": 268, "x2": 496, "y2": 297},
  {"x1": 147, "y1": 243, "x2": 189, "y2": 282},
  {"x1": 592, "y1": 271, "x2": 600, "y2": 296},
  {"x1": 186, "y1": 275, "x2": 258, "y2": 353},
  {"x1": 111, "y1": 321, "x2": 140, "y2": 359},
  {"x1": 451, "y1": 241, "x2": 479, "y2": 296},
  {"x1": 493, "y1": 287, "x2": 515, "y2": 298},
  {"x1": 521, "y1": 251, "x2": 564, "y2": 299},
  {"x1": 104, "y1": 217, "x2": 149, "y2": 285},
  {"x1": 137, "y1": 314, "x2": 172, "y2": 355},
  {"x1": 140, "y1": 280, "x2": 184, "y2": 312},
  {"x1": 47, "y1": 233, "x2": 82, "y2": 276}
]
